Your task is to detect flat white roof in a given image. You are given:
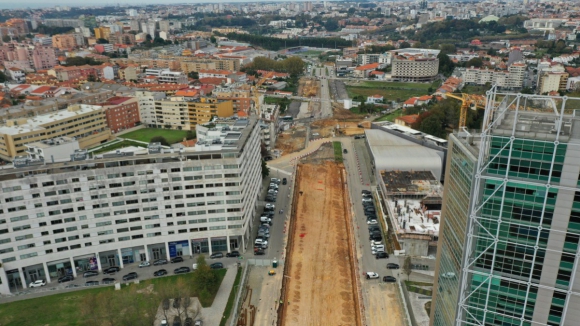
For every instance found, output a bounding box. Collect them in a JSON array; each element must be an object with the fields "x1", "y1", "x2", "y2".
[{"x1": 0, "y1": 105, "x2": 102, "y2": 136}]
